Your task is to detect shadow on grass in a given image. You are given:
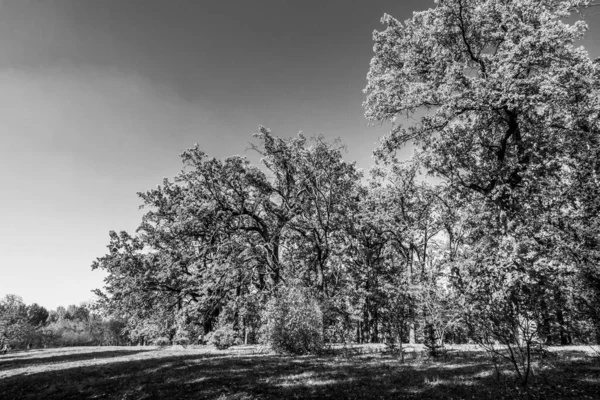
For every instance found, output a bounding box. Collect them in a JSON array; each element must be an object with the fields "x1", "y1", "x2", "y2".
[
  {"x1": 1, "y1": 347, "x2": 599, "y2": 399},
  {"x1": 0, "y1": 349, "x2": 155, "y2": 372}
]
